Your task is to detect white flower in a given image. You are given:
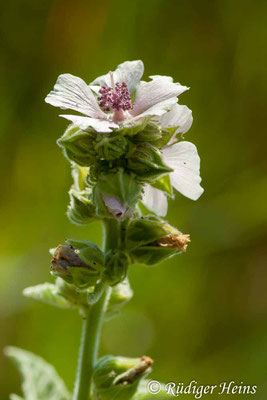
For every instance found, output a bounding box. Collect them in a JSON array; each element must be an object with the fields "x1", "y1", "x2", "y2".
[
  {"x1": 45, "y1": 60, "x2": 188, "y2": 133},
  {"x1": 142, "y1": 104, "x2": 203, "y2": 216}
]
